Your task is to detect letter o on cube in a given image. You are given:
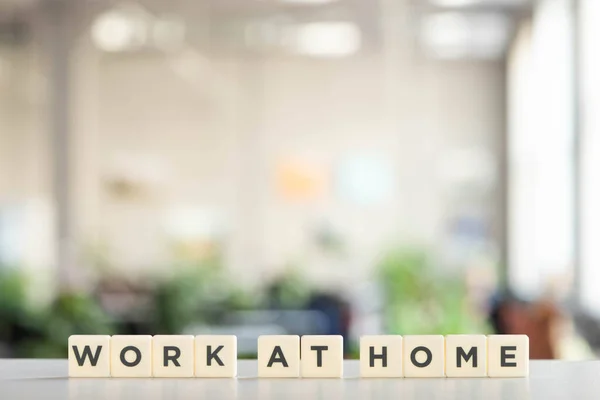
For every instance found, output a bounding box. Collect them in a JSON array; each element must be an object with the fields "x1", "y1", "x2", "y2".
[
  {"x1": 403, "y1": 335, "x2": 445, "y2": 378},
  {"x1": 110, "y1": 335, "x2": 152, "y2": 377}
]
